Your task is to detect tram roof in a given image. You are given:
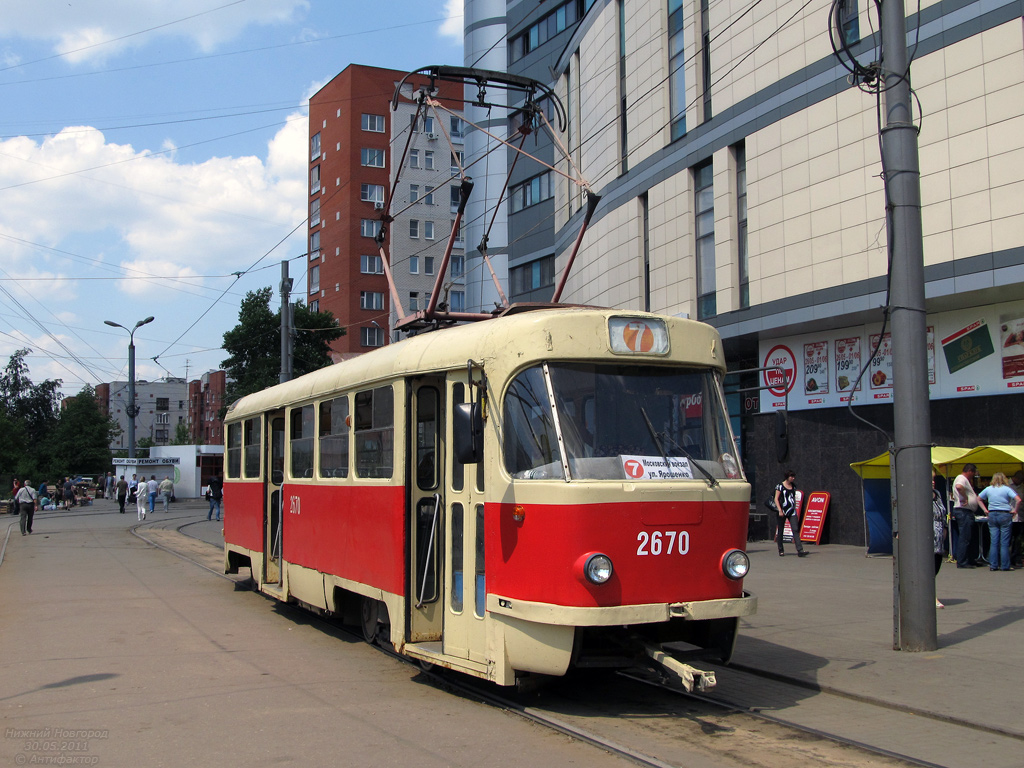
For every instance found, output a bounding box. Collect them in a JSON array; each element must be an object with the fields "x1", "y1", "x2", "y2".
[{"x1": 226, "y1": 308, "x2": 724, "y2": 420}]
